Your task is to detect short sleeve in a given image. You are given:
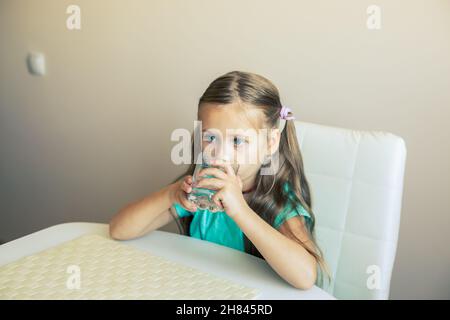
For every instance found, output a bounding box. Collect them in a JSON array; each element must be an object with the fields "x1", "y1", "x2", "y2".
[
  {"x1": 273, "y1": 201, "x2": 311, "y2": 229},
  {"x1": 171, "y1": 202, "x2": 195, "y2": 218}
]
